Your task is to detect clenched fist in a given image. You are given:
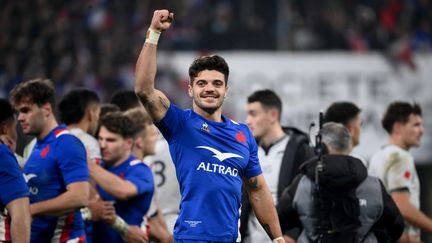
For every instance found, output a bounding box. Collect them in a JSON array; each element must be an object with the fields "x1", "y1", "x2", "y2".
[{"x1": 150, "y1": 10, "x2": 174, "y2": 32}]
